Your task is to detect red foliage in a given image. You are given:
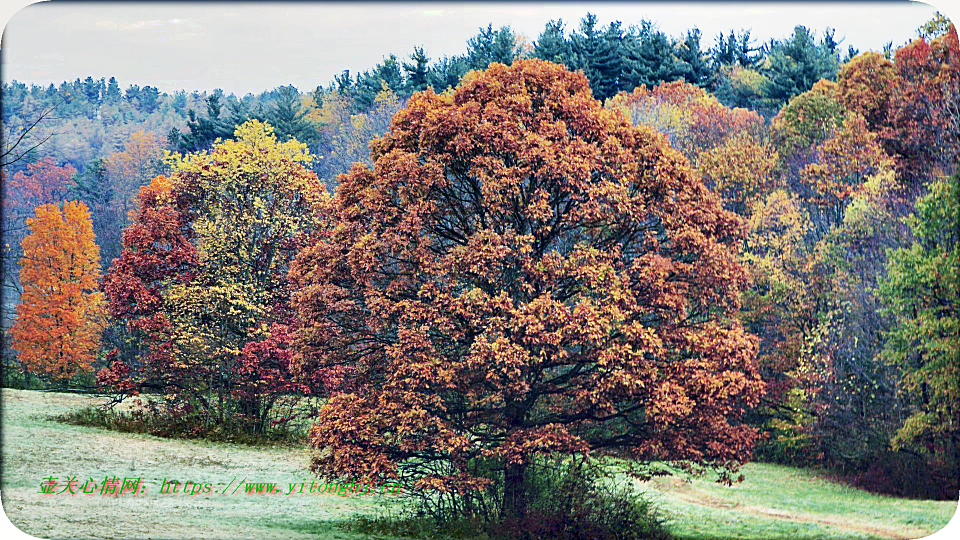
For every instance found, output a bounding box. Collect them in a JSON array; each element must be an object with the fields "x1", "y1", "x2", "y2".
[
  {"x1": 101, "y1": 175, "x2": 197, "y2": 390},
  {"x1": 885, "y1": 25, "x2": 960, "y2": 182},
  {"x1": 5, "y1": 156, "x2": 76, "y2": 210}
]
